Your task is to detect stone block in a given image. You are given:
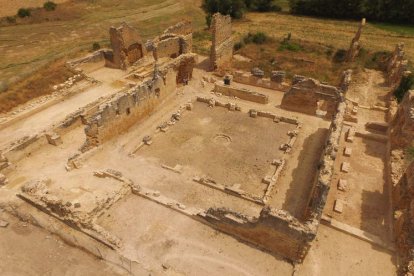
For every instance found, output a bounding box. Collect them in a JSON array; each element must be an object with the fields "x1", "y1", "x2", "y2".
[
  {"x1": 46, "y1": 132, "x2": 63, "y2": 146},
  {"x1": 250, "y1": 109, "x2": 257, "y2": 118},
  {"x1": 0, "y1": 173, "x2": 8, "y2": 186},
  {"x1": 338, "y1": 179, "x2": 348, "y2": 191},
  {"x1": 228, "y1": 103, "x2": 236, "y2": 111},
  {"x1": 341, "y1": 162, "x2": 350, "y2": 173},
  {"x1": 143, "y1": 135, "x2": 153, "y2": 145},
  {"x1": 186, "y1": 103, "x2": 193, "y2": 111},
  {"x1": 344, "y1": 147, "x2": 353, "y2": 157},
  {"x1": 334, "y1": 199, "x2": 344, "y2": 213}
]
